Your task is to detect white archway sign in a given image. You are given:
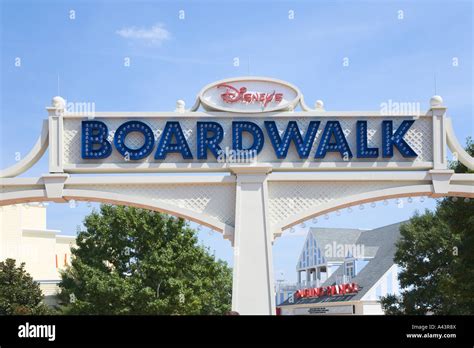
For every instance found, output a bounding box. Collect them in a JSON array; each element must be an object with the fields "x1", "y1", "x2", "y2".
[{"x1": 1, "y1": 77, "x2": 473, "y2": 315}]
